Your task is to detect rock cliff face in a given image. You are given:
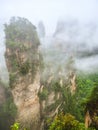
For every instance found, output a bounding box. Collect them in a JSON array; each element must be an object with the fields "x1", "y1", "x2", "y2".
[{"x1": 5, "y1": 17, "x2": 41, "y2": 130}]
